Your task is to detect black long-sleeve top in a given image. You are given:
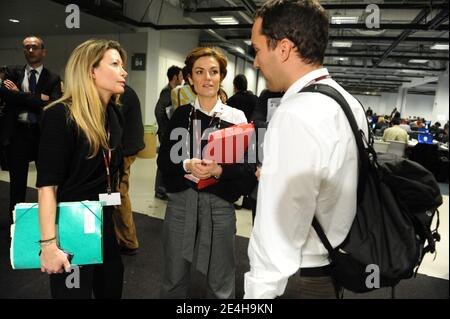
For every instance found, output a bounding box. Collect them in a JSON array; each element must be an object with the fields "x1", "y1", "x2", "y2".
[
  {"x1": 36, "y1": 102, "x2": 123, "y2": 202},
  {"x1": 157, "y1": 104, "x2": 257, "y2": 203}
]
